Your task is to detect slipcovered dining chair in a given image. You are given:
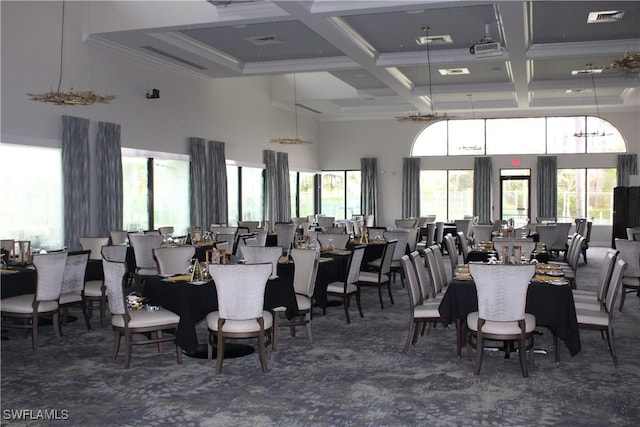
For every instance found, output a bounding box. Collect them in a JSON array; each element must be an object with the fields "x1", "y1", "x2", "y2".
[
  {"x1": 206, "y1": 263, "x2": 273, "y2": 374},
  {"x1": 238, "y1": 221, "x2": 260, "y2": 232},
  {"x1": 59, "y1": 250, "x2": 91, "y2": 330},
  {"x1": 323, "y1": 226, "x2": 347, "y2": 235},
  {"x1": 435, "y1": 222, "x2": 445, "y2": 249},
  {"x1": 157, "y1": 226, "x2": 174, "y2": 236},
  {"x1": 153, "y1": 246, "x2": 196, "y2": 275},
  {"x1": 103, "y1": 245, "x2": 182, "y2": 369},
  {"x1": 0, "y1": 252, "x2": 68, "y2": 350},
  {"x1": 316, "y1": 216, "x2": 336, "y2": 229},
  {"x1": 128, "y1": 234, "x2": 163, "y2": 286},
  {"x1": 613, "y1": 238, "x2": 640, "y2": 311},
  {"x1": 424, "y1": 247, "x2": 447, "y2": 297},
  {"x1": 241, "y1": 246, "x2": 282, "y2": 279},
  {"x1": 79, "y1": 237, "x2": 110, "y2": 260},
  {"x1": 326, "y1": 246, "x2": 366, "y2": 323},
  {"x1": 395, "y1": 218, "x2": 418, "y2": 228},
  {"x1": 274, "y1": 223, "x2": 297, "y2": 251},
  {"x1": 317, "y1": 233, "x2": 350, "y2": 250},
  {"x1": 535, "y1": 224, "x2": 557, "y2": 249},
  {"x1": 359, "y1": 240, "x2": 397, "y2": 309},
  {"x1": 549, "y1": 222, "x2": 572, "y2": 258},
  {"x1": 575, "y1": 258, "x2": 627, "y2": 366},
  {"x1": 457, "y1": 231, "x2": 471, "y2": 263},
  {"x1": 272, "y1": 248, "x2": 319, "y2": 350},
  {"x1": 467, "y1": 263, "x2": 536, "y2": 377},
  {"x1": 471, "y1": 224, "x2": 493, "y2": 248},
  {"x1": 454, "y1": 219, "x2": 473, "y2": 246},
  {"x1": 109, "y1": 230, "x2": 129, "y2": 245}
]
